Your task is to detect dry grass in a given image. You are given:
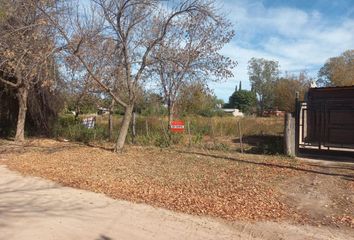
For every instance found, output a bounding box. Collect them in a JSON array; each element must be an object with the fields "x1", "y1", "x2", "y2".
[
  {"x1": 1, "y1": 138, "x2": 353, "y2": 227},
  {"x1": 56, "y1": 115, "x2": 285, "y2": 152},
  {"x1": 96, "y1": 115, "x2": 285, "y2": 137}
]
